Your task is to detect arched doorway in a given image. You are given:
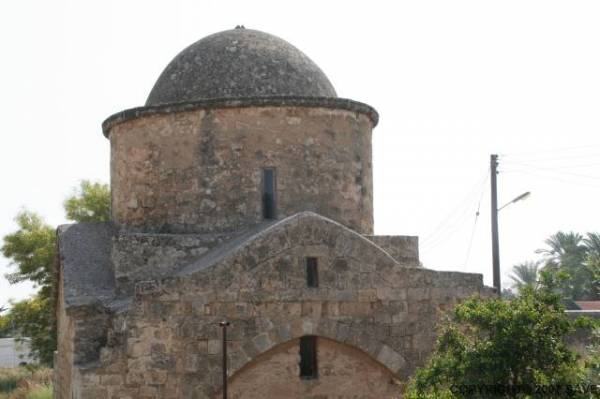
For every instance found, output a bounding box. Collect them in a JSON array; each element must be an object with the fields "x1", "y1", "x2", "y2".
[{"x1": 216, "y1": 336, "x2": 403, "y2": 399}]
